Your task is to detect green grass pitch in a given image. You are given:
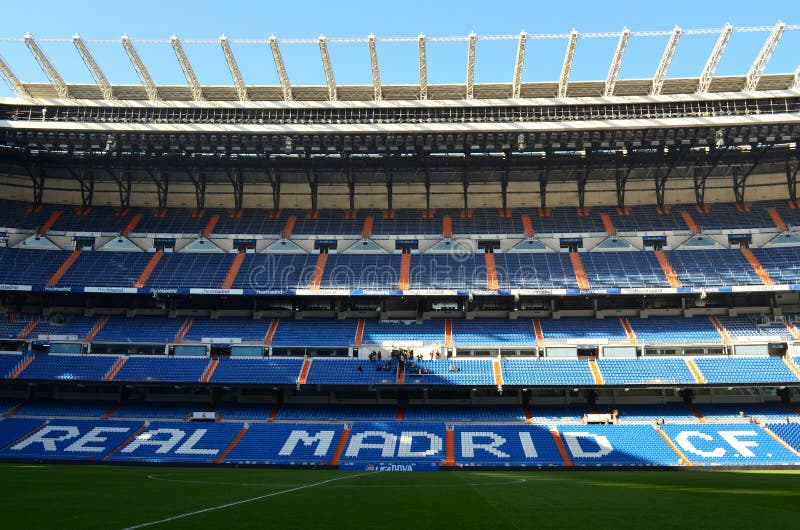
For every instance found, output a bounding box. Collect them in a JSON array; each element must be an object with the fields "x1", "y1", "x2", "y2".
[{"x1": 3, "y1": 464, "x2": 800, "y2": 529}]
